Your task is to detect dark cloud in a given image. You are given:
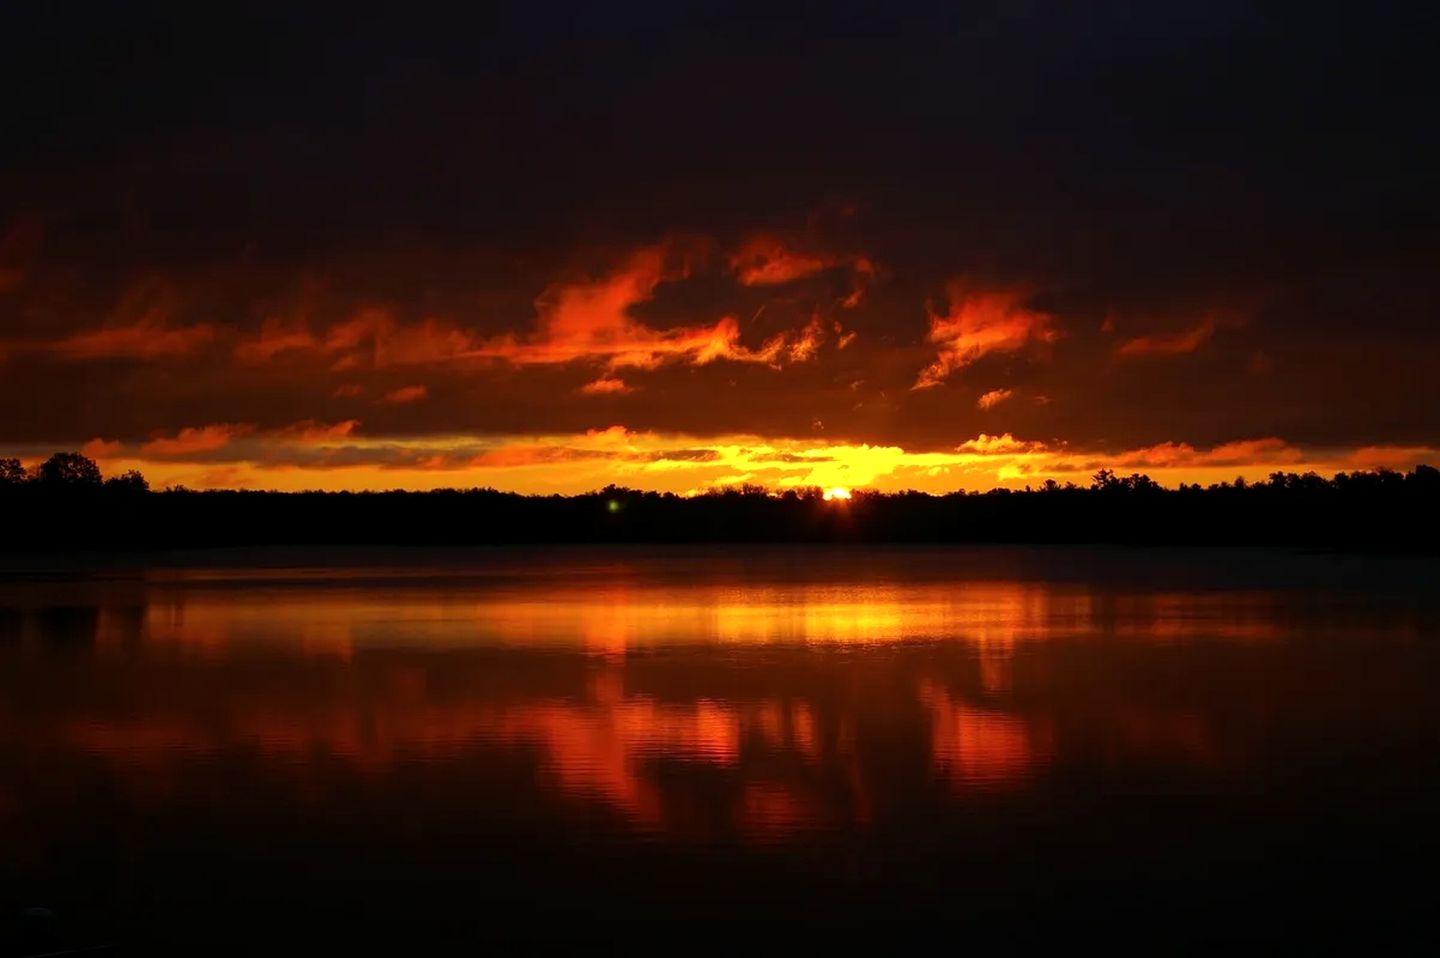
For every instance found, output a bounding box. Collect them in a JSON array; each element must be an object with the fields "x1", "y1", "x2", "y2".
[{"x1": 0, "y1": 1, "x2": 1436, "y2": 470}]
